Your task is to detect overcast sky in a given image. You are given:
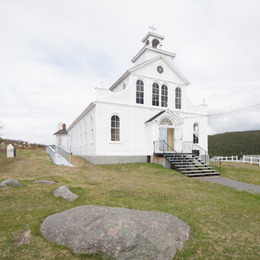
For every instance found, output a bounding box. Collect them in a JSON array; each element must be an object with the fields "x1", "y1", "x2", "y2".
[{"x1": 1, "y1": 0, "x2": 260, "y2": 144}]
